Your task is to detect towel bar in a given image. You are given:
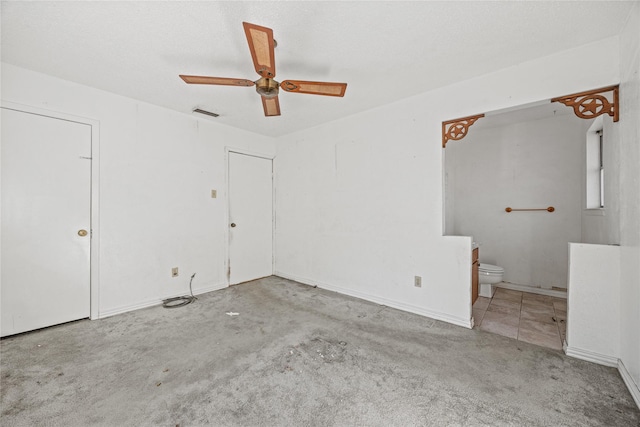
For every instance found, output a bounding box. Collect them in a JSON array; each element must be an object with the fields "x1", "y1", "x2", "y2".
[{"x1": 505, "y1": 206, "x2": 555, "y2": 213}]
